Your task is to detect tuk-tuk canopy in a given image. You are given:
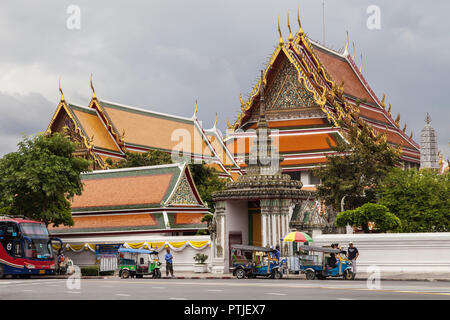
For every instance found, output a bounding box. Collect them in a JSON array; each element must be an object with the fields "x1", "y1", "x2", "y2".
[
  {"x1": 231, "y1": 244, "x2": 275, "y2": 253},
  {"x1": 118, "y1": 247, "x2": 158, "y2": 255},
  {"x1": 297, "y1": 245, "x2": 341, "y2": 253}
]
